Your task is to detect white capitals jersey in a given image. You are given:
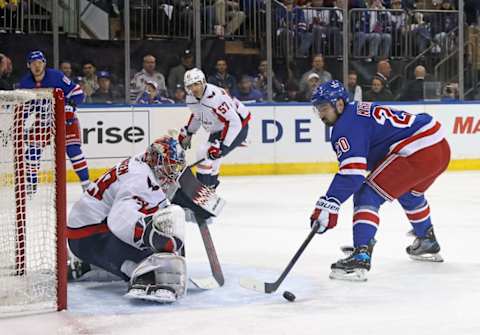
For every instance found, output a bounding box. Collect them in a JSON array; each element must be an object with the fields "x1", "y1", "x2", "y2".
[
  {"x1": 67, "y1": 154, "x2": 169, "y2": 249},
  {"x1": 185, "y1": 83, "x2": 251, "y2": 146}
]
